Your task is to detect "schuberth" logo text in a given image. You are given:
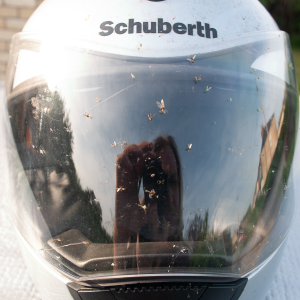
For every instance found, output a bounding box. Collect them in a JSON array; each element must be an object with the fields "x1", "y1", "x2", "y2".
[{"x1": 99, "y1": 18, "x2": 218, "y2": 38}]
